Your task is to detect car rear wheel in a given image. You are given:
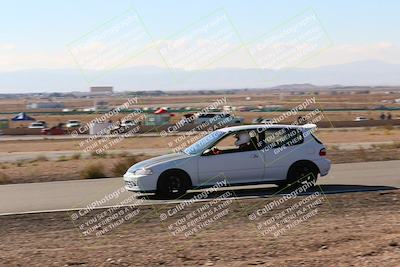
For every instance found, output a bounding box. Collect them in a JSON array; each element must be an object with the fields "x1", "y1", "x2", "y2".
[
  {"x1": 280, "y1": 163, "x2": 318, "y2": 189},
  {"x1": 156, "y1": 170, "x2": 190, "y2": 199}
]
